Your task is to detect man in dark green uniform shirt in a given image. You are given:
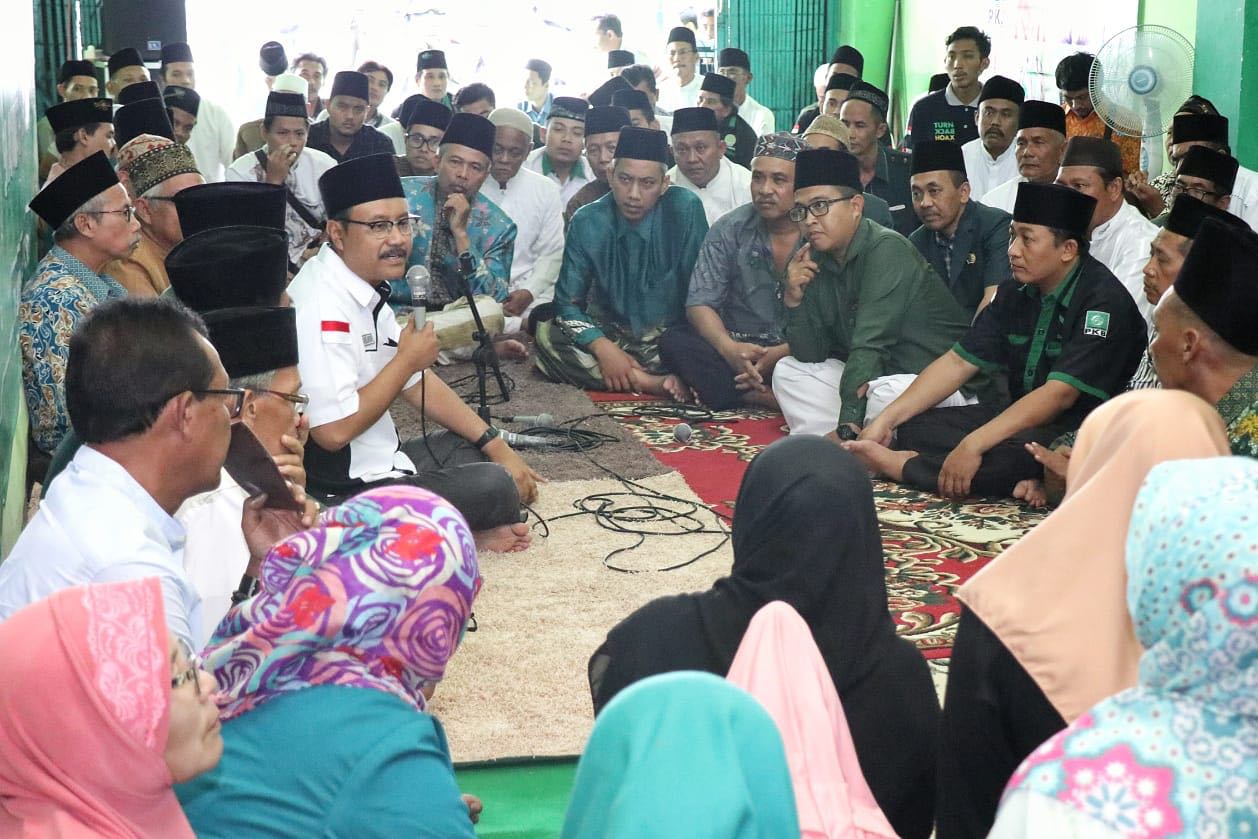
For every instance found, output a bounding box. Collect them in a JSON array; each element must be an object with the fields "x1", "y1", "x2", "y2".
[
  {"x1": 908, "y1": 140, "x2": 1012, "y2": 316},
  {"x1": 849, "y1": 182, "x2": 1146, "y2": 499},
  {"x1": 840, "y1": 81, "x2": 915, "y2": 235},
  {"x1": 696, "y1": 73, "x2": 757, "y2": 169},
  {"x1": 773, "y1": 148, "x2": 983, "y2": 437}
]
